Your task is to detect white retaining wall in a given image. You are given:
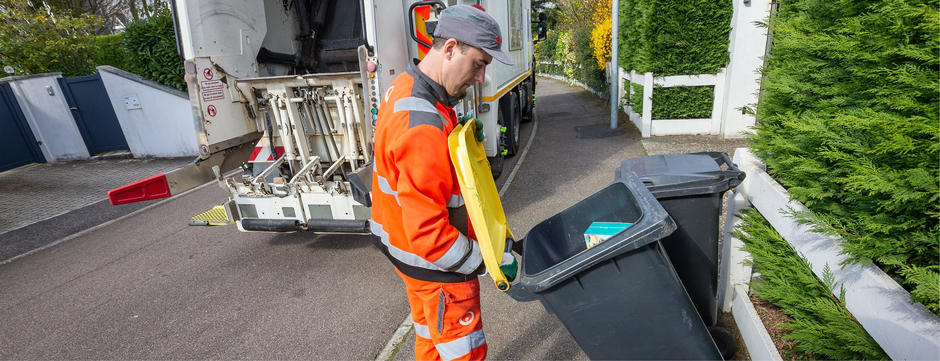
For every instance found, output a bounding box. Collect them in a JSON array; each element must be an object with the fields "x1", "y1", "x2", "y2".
[
  {"x1": 724, "y1": 148, "x2": 940, "y2": 360},
  {"x1": 98, "y1": 66, "x2": 198, "y2": 158}
]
